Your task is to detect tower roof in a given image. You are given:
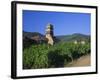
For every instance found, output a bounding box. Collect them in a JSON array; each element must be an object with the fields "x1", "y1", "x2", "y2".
[{"x1": 47, "y1": 23, "x2": 53, "y2": 29}]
